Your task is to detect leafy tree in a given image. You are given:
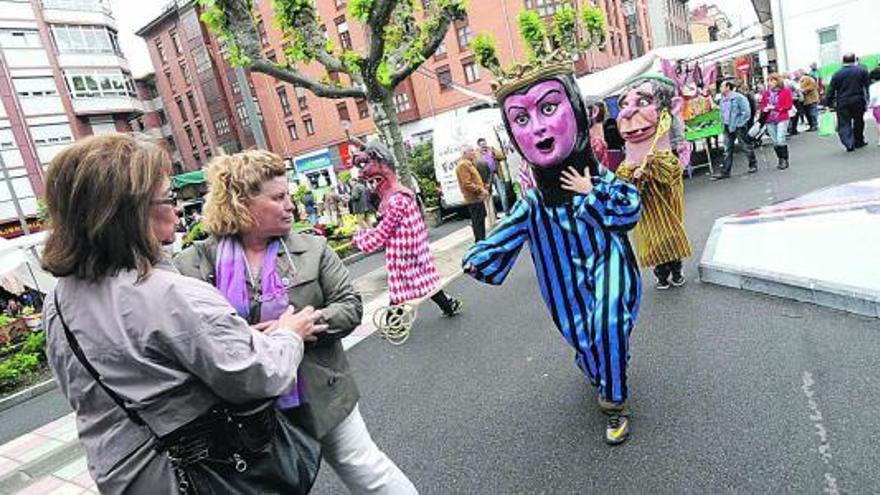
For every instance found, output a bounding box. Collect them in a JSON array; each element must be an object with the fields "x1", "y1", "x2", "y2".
[{"x1": 198, "y1": 0, "x2": 468, "y2": 187}]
